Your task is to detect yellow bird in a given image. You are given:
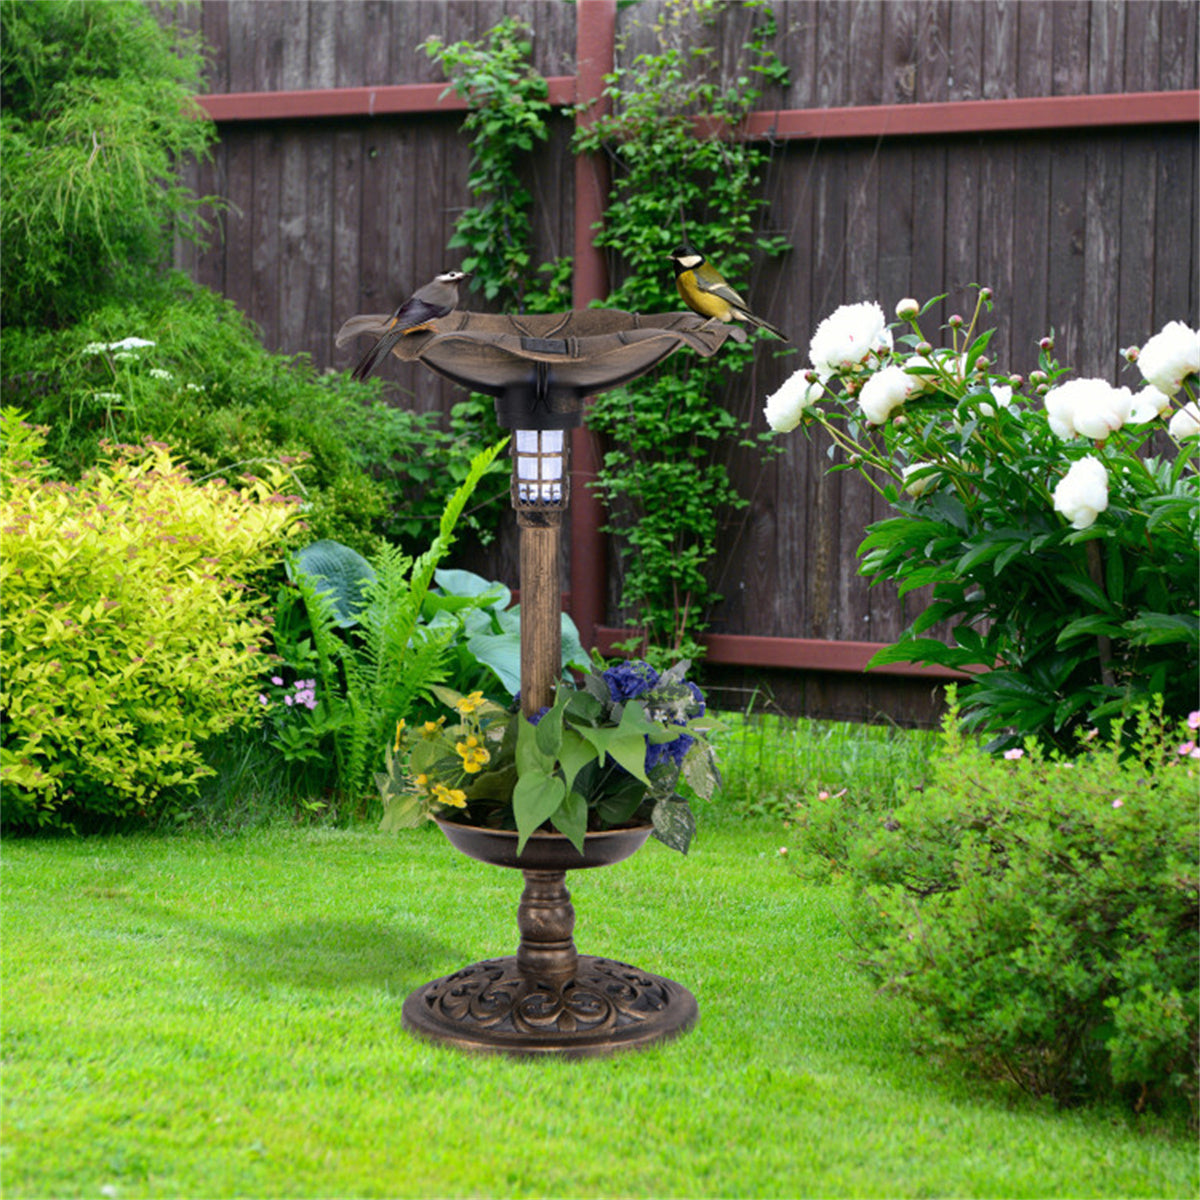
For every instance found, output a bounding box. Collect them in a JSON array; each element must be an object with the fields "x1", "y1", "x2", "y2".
[{"x1": 668, "y1": 245, "x2": 787, "y2": 340}]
